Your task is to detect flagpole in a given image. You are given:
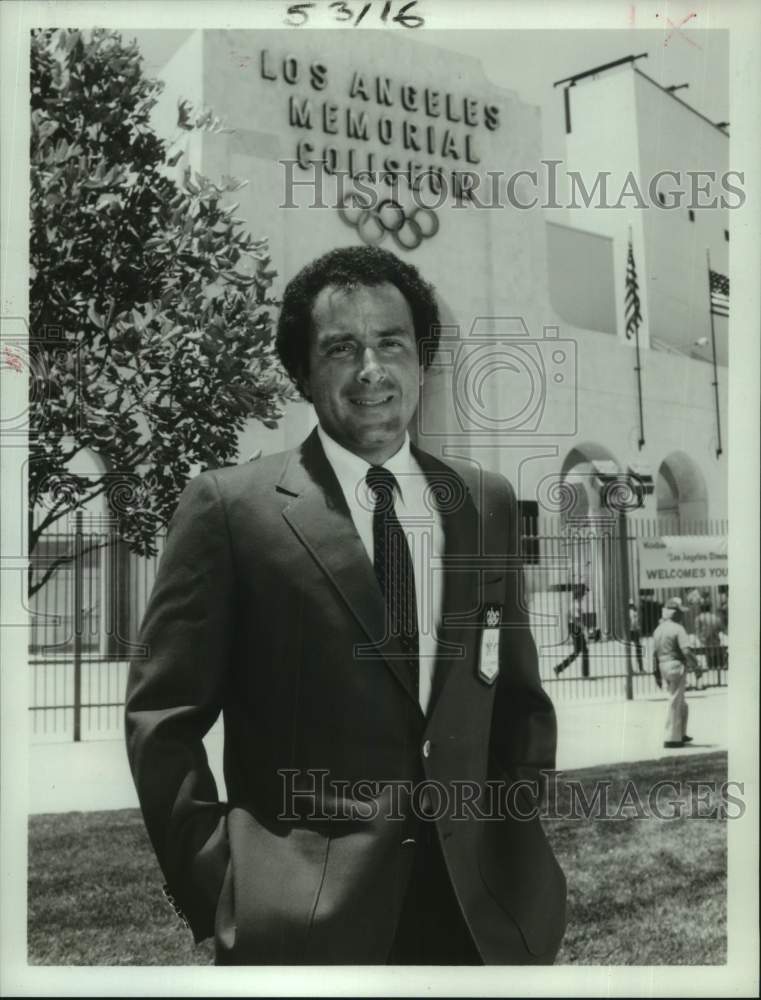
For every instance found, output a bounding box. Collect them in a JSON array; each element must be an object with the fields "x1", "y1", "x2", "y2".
[
  {"x1": 629, "y1": 227, "x2": 646, "y2": 450},
  {"x1": 706, "y1": 249, "x2": 723, "y2": 459}
]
